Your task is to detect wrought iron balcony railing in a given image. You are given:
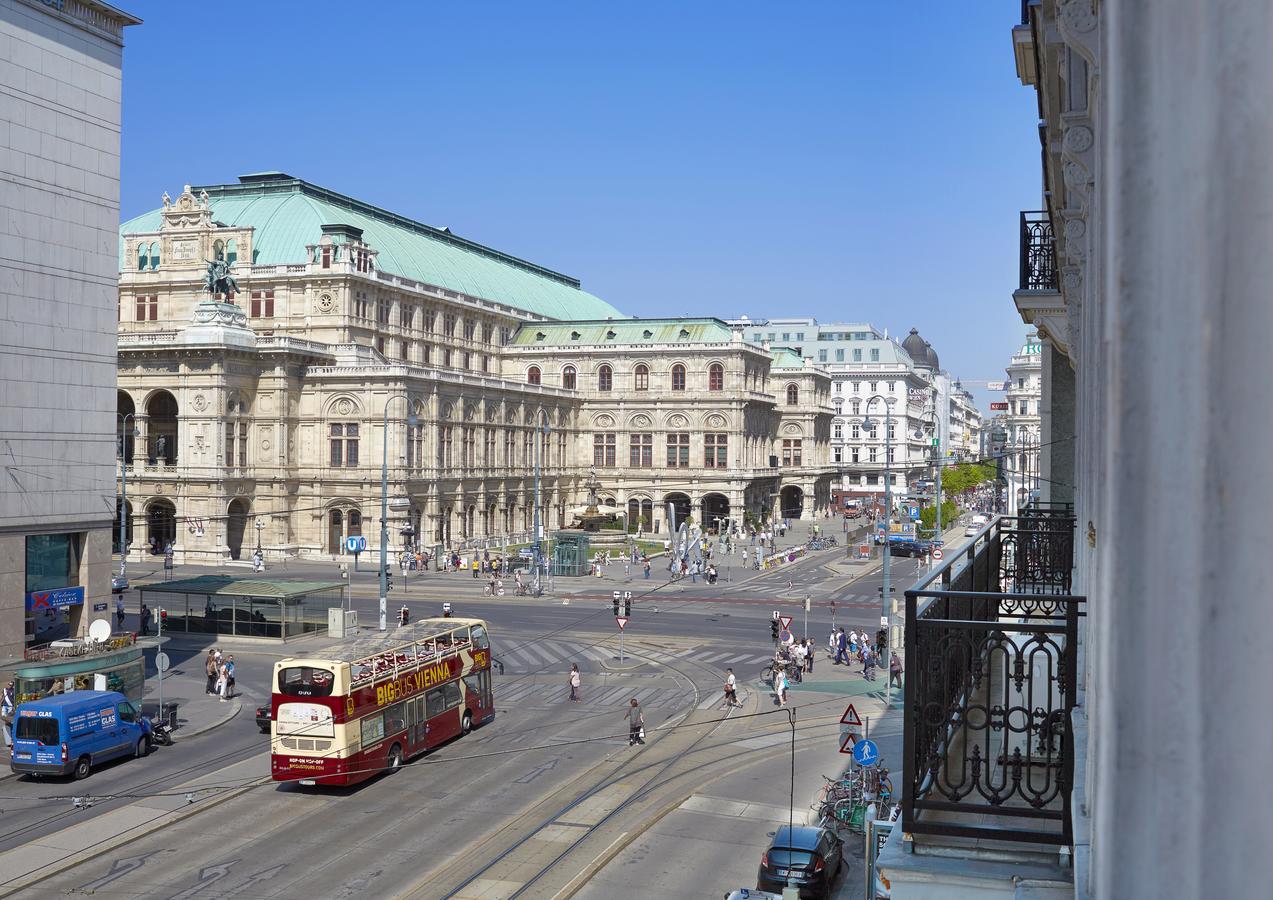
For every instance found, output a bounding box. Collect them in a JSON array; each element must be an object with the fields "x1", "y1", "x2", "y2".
[
  {"x1": 1019, "y1": 210, "x2": 1059, "y2": 291},
  {"x1": 902, "y1": 513, "x2": 1080, "y2": 846}
]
